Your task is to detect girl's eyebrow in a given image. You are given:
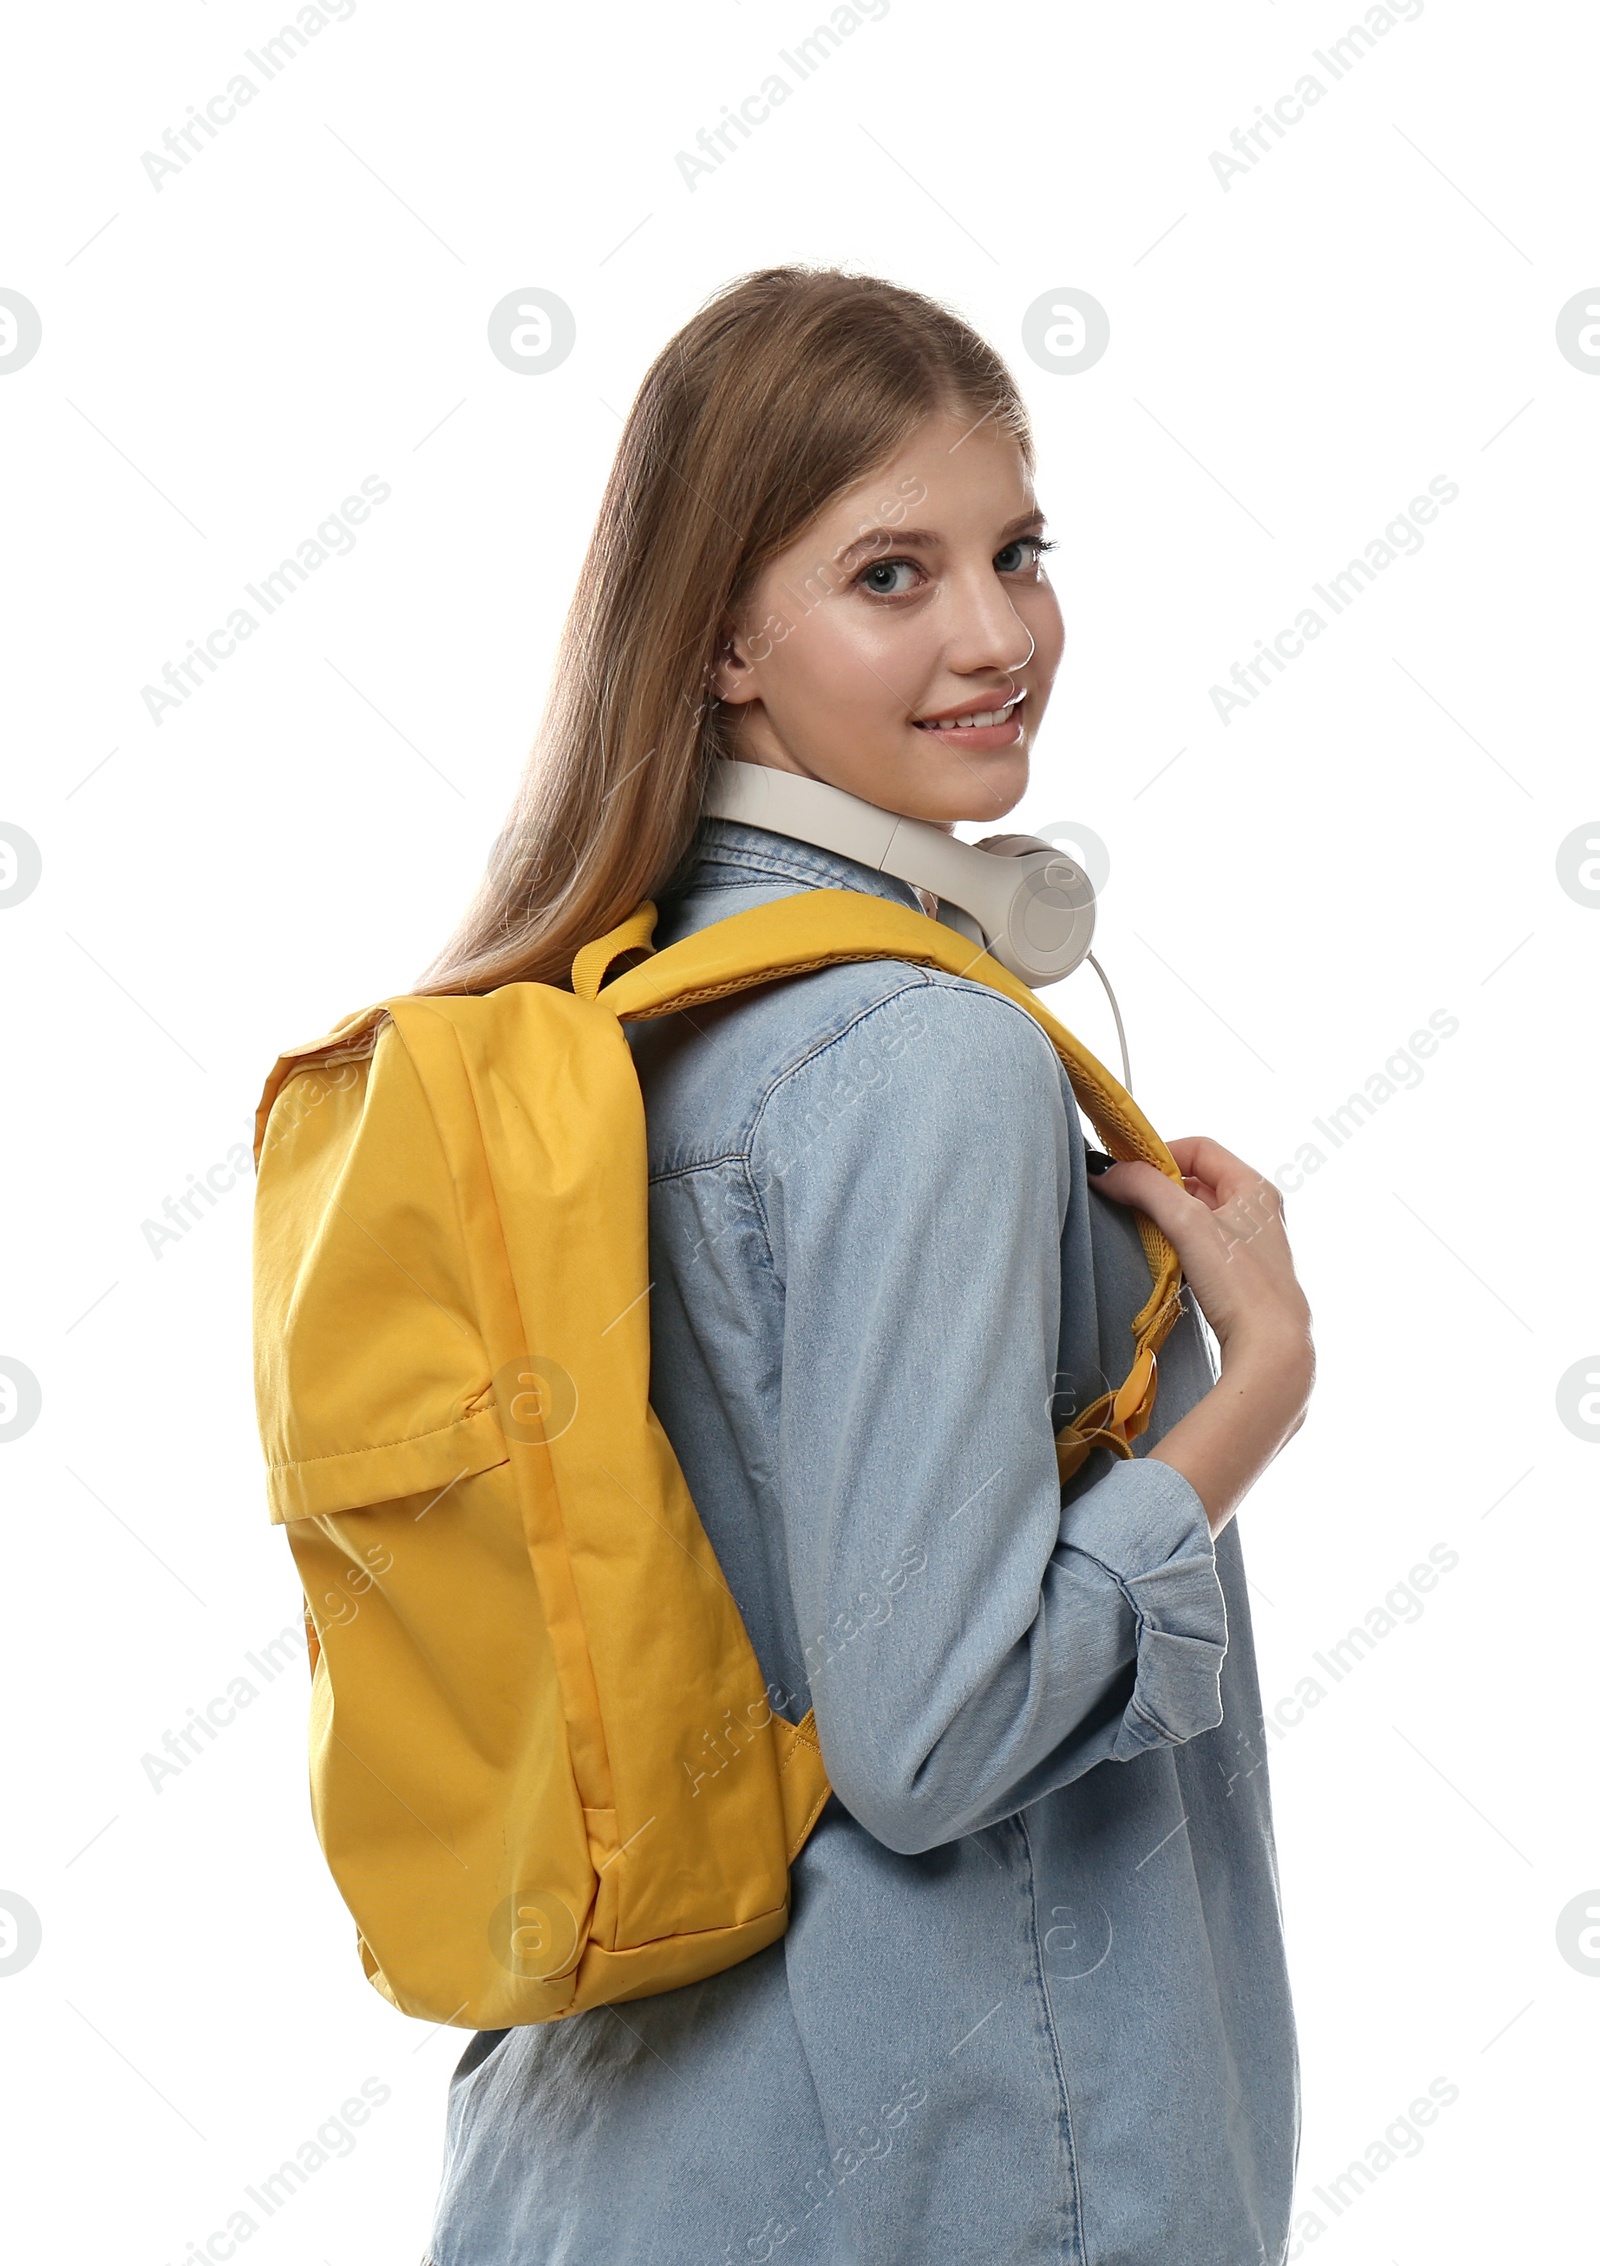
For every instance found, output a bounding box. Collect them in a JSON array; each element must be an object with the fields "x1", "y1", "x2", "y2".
[{"x1": 835, "y1": 509, "x2": 1047, "y2": 567}]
